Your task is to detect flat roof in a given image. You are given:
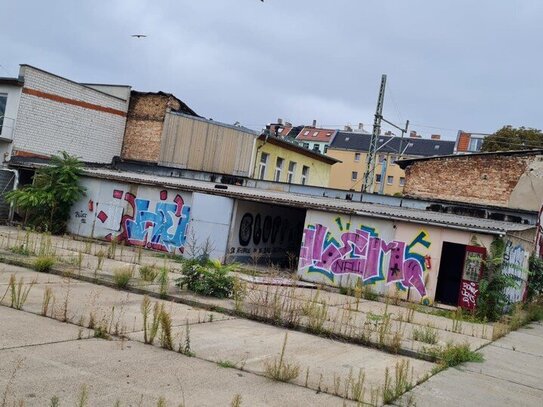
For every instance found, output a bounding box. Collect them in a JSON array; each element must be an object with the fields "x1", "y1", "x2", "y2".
[
  {"x1": 0, "y1": 77, "x2": 24, "y2": 87},
  {"x1": 80, "y1": 167, "x2": 533, "y2": 235}
]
